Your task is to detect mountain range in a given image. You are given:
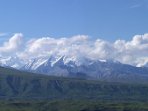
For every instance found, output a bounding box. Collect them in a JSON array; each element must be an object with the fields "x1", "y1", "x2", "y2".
[
  {"x1": 0, "y1": 56, "x2": 148, "y2": 83},
  {"x1": 0, "y1": 57, "x2": 148, "y2": 111},
  {"x1": 0, "y1": 66, "x2": 148, "y2": 101}
]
